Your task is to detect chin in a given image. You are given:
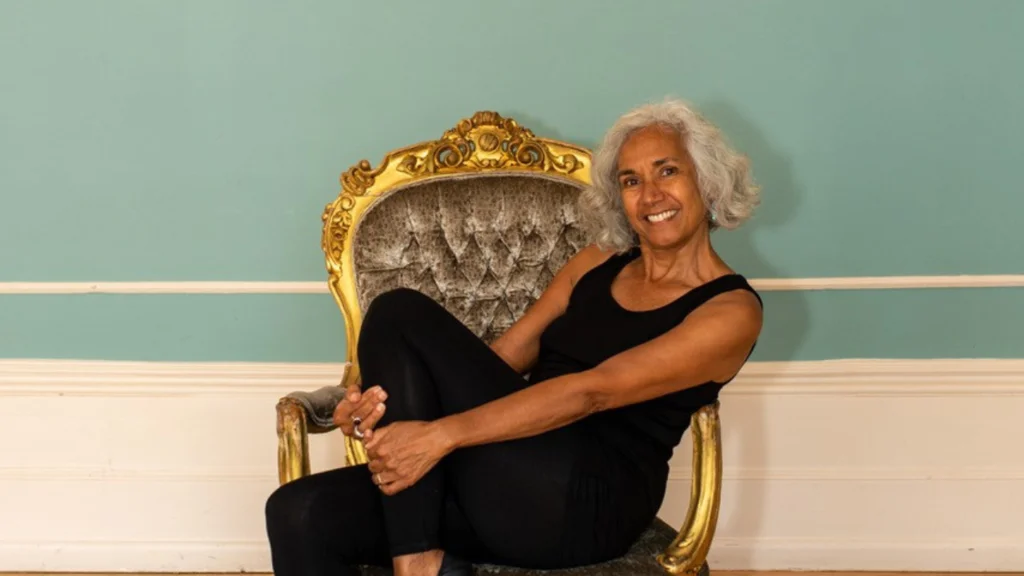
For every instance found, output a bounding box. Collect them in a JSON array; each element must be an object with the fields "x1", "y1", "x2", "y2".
[{"x1": 640, "y1": 233, "x2": 685, "y2": 250}]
